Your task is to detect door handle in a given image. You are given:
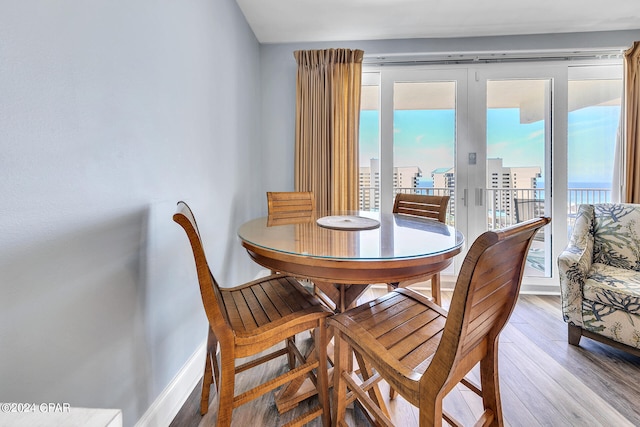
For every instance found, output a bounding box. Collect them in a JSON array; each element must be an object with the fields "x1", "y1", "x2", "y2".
[
  {"x1": 462, "y1": 188, "x2": 468, "y2": 207},
  {"x1": 475, "y1": 188, "x2": 484, "y2": 206}
]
